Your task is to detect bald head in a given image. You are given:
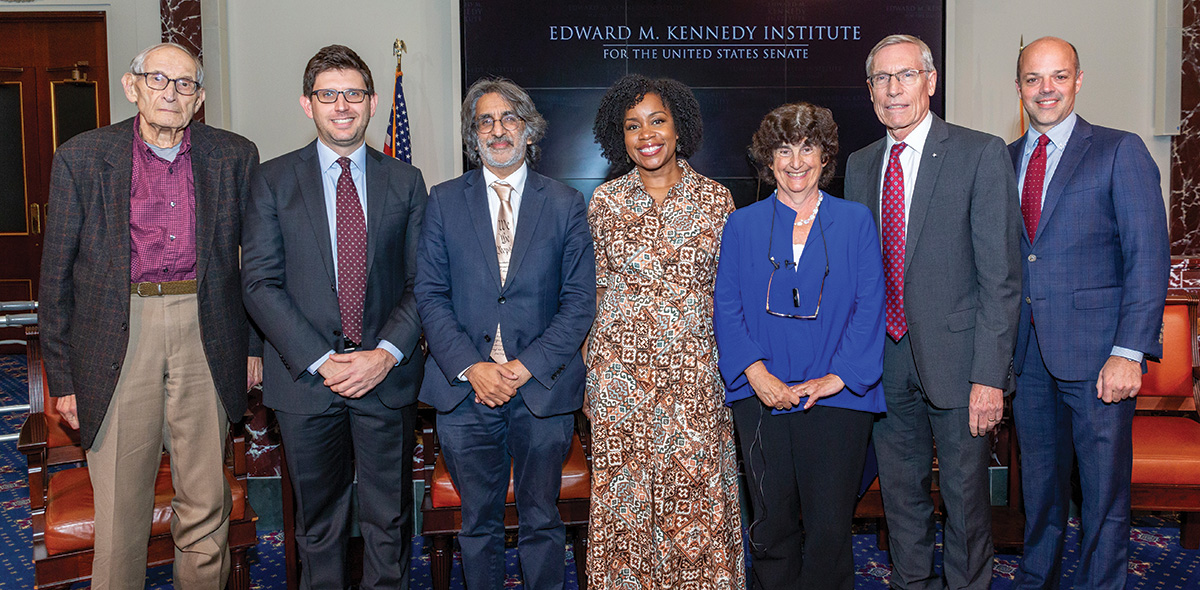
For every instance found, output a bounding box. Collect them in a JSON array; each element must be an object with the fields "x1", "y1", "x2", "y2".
[
  {"x1": 1017, "y1": 37, "x2": 1079, "y2": 79},
  {"x1": 1016, "y1": 36, "x2": 1083, "y2": 134}
]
